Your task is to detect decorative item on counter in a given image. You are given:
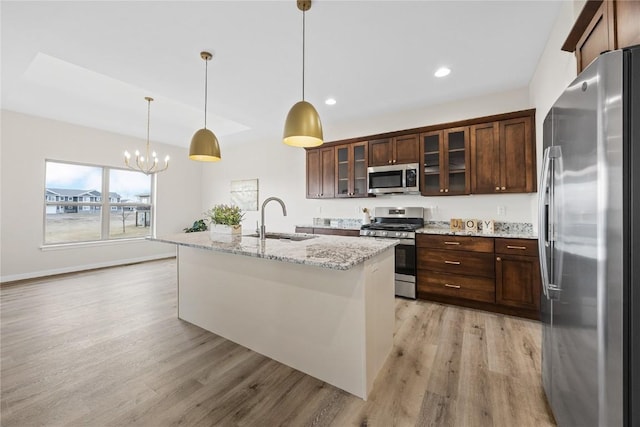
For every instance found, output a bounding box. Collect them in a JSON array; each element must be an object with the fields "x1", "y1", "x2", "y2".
[
  {"x1": 450, "y1": 218, "x2": 463, "y2": 231},
  {"x1": 481, "y1": 219, "x2": 495, "y2": 234},
  {"x1": 362, "y1": 208, "x2": 371, "y2": 225},
  {"x1": 464, "y1": 219, "x2": 478, "y2": 232},
  {"x1": 205, "y1": 204, "x2": 244, "y2": 237},
  {"x1": 183, "y1": 219, "x2": 208, "y2": 233}
]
